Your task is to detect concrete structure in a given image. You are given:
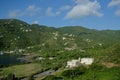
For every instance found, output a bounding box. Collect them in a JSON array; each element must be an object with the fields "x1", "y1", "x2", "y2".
[
  {"x1": 66, "y1": 58, "x2": 94, "y2": 68},
  {"x1": 0, "y1": 51, "x2": 4, "y2": 55},
  {"x1": 80, "y1": 58, "x2": 94, "y2": 65},
  {"x1": 49, "y1": 57, "x2": 54, "y2": 60},
  {"x1": 38, "y1": 57, "x2": 45, "y2": 61},
  {"x1": 66, "y1": 59, "x2": 80, "y2": 68}
]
